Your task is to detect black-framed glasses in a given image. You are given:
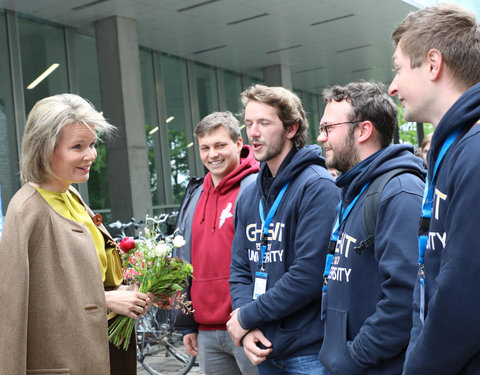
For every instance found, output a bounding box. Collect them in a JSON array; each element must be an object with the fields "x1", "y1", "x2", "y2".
[{"x1": 318, "y1": 121, "x2": 360, "y2": 137}]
